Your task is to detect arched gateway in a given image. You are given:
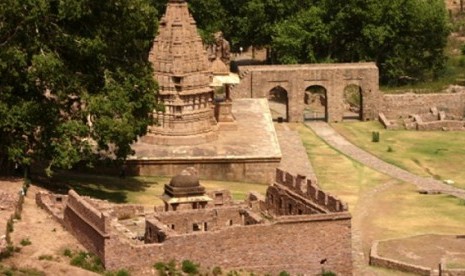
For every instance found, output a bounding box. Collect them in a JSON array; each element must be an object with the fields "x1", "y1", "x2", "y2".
[{"x1": 231, "y1": 63, "x2": 381, "y2": 122}]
